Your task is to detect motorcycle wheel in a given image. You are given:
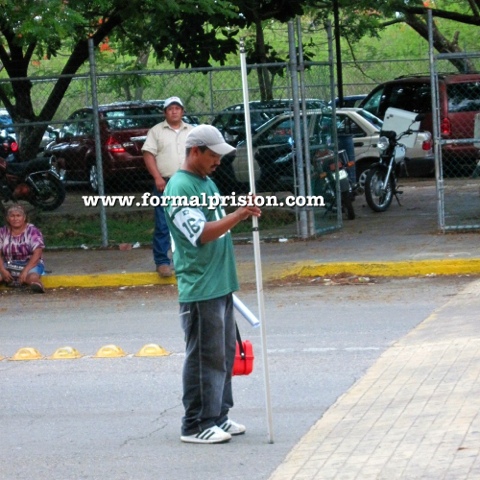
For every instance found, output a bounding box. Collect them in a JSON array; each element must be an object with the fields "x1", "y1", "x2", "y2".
[
  {"x1": 319, "y1": 181, "x2": 336, "y2": 215},
  {"x1": 364, "y1": 167, "x2": 394, "y2": 212},
  {"x1": 341, "y1": 191, "x2": 355, "y2": 220},
  {"x1": 30, "y1": 174, "x2": 66, "y2": 211}
]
